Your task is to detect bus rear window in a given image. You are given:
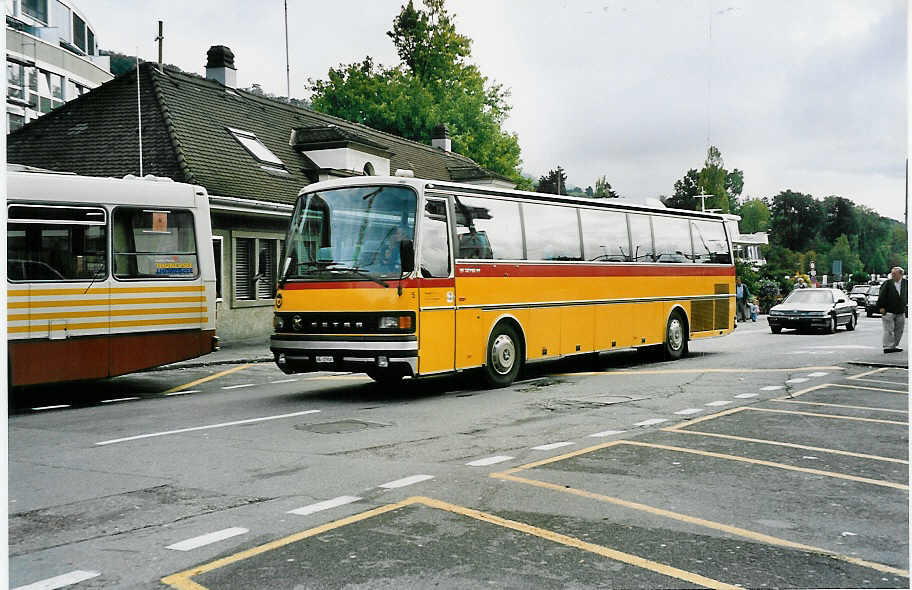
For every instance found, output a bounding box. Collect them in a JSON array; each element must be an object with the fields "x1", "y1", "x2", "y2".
[{"x1": 113, "y1": 207, "x2": 198, "y2": 279}]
